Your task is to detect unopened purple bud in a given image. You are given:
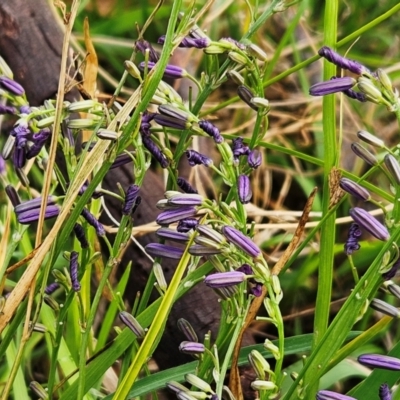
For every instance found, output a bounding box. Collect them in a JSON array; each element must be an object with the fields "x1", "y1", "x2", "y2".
[
  {"x1": 232, "y1": 137, "x2": 250, "y2": 160},
  {"x1": 139, "y1": 112, "x2": 155, "y2": 136},
  {"x1": 339, "y1": 178, "x2": 370, "y2": 201},
  {"x1": 310, "y1": 77, "x2": 356, "y2": 96},
  {"x1": 222, "y1": 226, "x2": 261, "y2": 258},
  {"x1": 177, "y1": 318, "x2": 198, "y2": 342},
  {"x1": 358, "y1": 354, "x2": 400, "y2": 371},
  {"x1": 142, "y1": 135, "x2": 169, "y2": 168},
  {"x1": 384, "y1": 154, "x2": 400, "y2": 185},
  {"x1": 179, "y1": 341, "x2": 205, "y2": 354},
  {"x1": 5, "y1": 185, "x2": 21, "y2": 207},
  {"x1": 237, "y1": 86, "x2": 258, "y2": 111},
  {"x1": 119, "y1": 311, "x2": 146, "y2": 338},
  {"x1": 318, "y1": 46, "x2": 366, "y2": 75},
  {"x1": 342, "y1": 88, "x2": 367, "y2": 102},
  {"x1": 0, "y1": 76, "x2": 25, "y2": 96},
  {"x1": 351, "y1": 143, "x2": 378, "y2": 166},
  {"x1": 0, "y1": 154, "x2": 5, "y2": 175},
  {"x1": 13, "y1": 147, "x2": 26, "y2": 168},
  {"x1": 135, "y1": 39, "x2": 159, "y2": 62},
  {"x1": 316, "y1": 390, "x2": 356, "y2": 400},
  {"x1": 247, "y1": 150, "x2": 262, "y2": 169},
  {"x1": 110, "y1": 152, "x2": 135, "y2": 170},
  {"x1": 122, "y1": 184, "x2": 140, "y2": 215},
  {"x1": 26, "y1": 128, "x2": 51, "y2": 159},
  {"x1": 379, "y1": 383, "x2": 392, "y2": 400},
  {"x1": 237, "y1": 263, "x2": 253, "y2": 275},
  {"x1": 156, "y1": 228, "x2": 190, "y2": 242},
  {"x1": 19, "y1": 105, "x2": 31, "y2": 114},
  {"x1": 154, "y1": 114, "x2": 187, "y2": 130},
  {"x1": 0, "y1": 105, "x2": 17, "y2": 114},
  {"x1": 44, "y1": 282, "x2": 60, "y2": 295},
  {"x1": 189, "y1": 244, "x2": 223, "y2": 256},
  {"x1": 177, "y1": 218, "x2": 199, "y2": 232},
  {"x1": 238, "y1": 175, "x2": 252, "y2": 204},
  {"x1": 349, "y1": 207, "x2": 389, "y2": 241},
  {"x1": 17, "y1": 205, "x2": 60, "y2": 224},
  {"x1": 81, "y1": 208, "x2": 105, "y2": 236},
  {"x1": 69, "y1": 251, "x2": 80, "y2": 292},
  {"x1": 156, "y1": 207, "x2": 197, "y2": 225},
  {"x1": 344, "y1": 223, "x2": 362, "y2": 255},
  {"x1": 198, "y1": 120, "x2": 223, "y2": 143},
  {"x1": 204, "y1": 271, "x2": 246, "y2": 288},
  {"x1": 168, "y1": 193, "x2": 203, "y2": 206},
  {"x1": 251, "y1": 283, "x2": 263, "y2": 297},
  {"x1": 186, "y1": 150, "x2": 212, "y2": 167},
  {"x1": 73, "y1": 223, "x2": 89, "y2": 249},
  {"x1": 145, "y1": 243, "x2": 184, "y2": 259},
  {"x1": 158, "y1": 35, "x2": 210, "y2": 49},
  {"x1": 370, "y1": 298, "x2": 400, "y2": 318},
  {"x1": 139, "y1": 61, "x2": 186, "y2": 79},
  {"x1": 177, "y1": 177, "x2": 198, "y2": 194}
]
